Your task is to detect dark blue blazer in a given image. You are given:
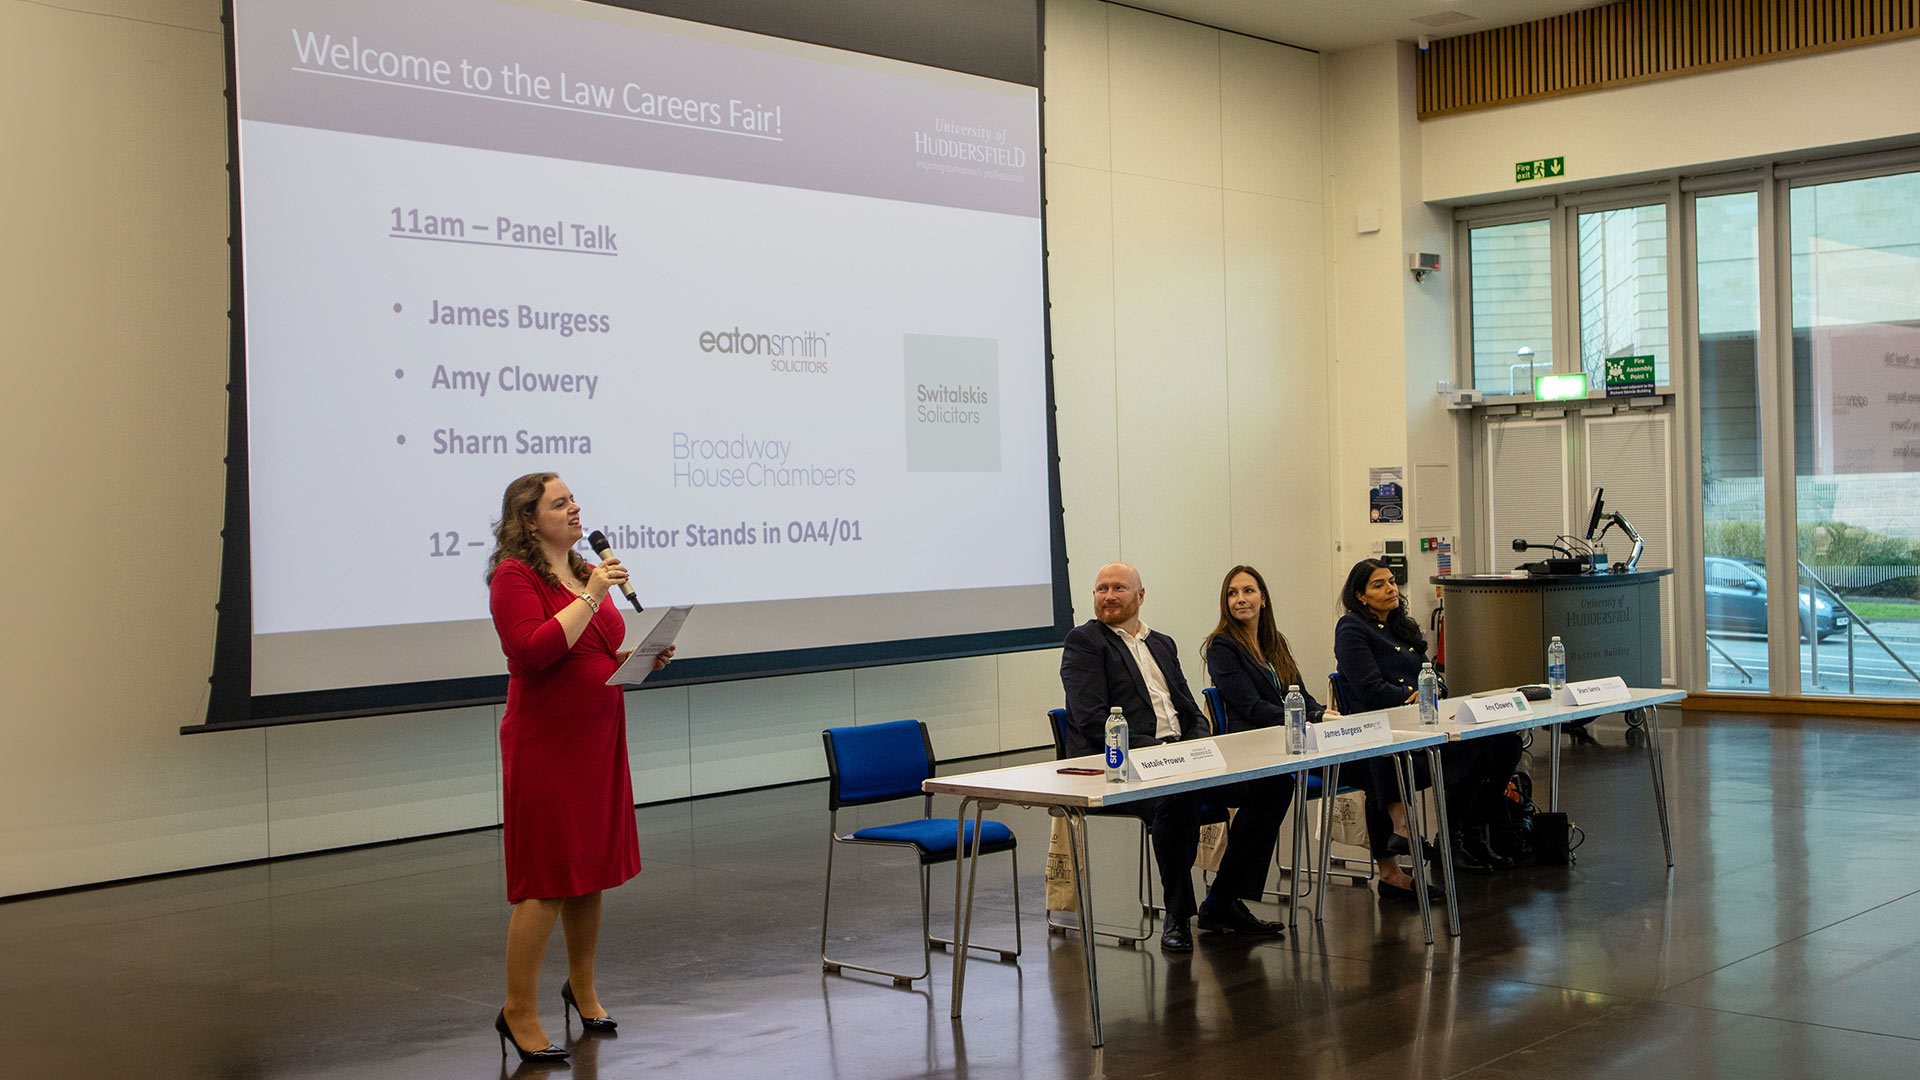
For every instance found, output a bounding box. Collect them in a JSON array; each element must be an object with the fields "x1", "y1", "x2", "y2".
[
  {"x1": 1203, "y1": 635, "x2": 1326, "y2": 733},
  {"x1": 1059, "y1": 619, "x2": 1208, "y2": 757},
  {"x1": 1333, "y1": 610, "x2": 1443, "y2": 713}
]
